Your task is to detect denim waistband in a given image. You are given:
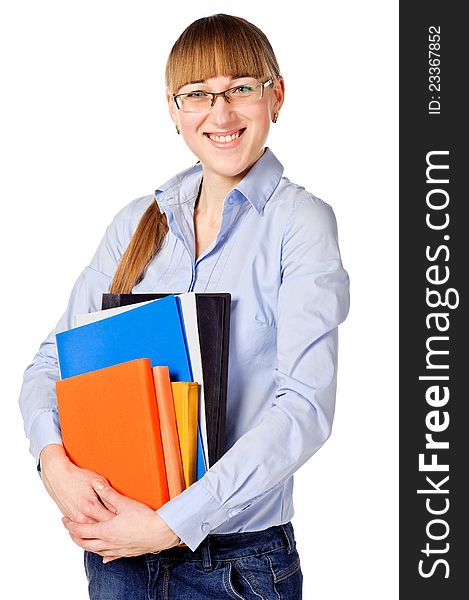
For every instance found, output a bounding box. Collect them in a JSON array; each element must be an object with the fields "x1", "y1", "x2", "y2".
[{"x1": 146, "y1": 522, "x2": 296, "y2": 567}]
